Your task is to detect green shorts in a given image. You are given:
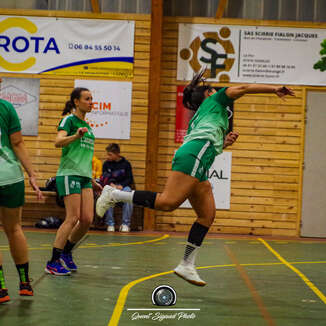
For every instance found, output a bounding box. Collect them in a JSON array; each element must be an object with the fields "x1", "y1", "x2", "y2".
[
  {"x1": 172, "y1": 139, "x2": 217, "y2": 182},
  {"x1": 0, "y1": 180, "x2": 25, "y2": 208},
  {"x1": 56, "y1": 175, "x2": 92, "y2": 197}
]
